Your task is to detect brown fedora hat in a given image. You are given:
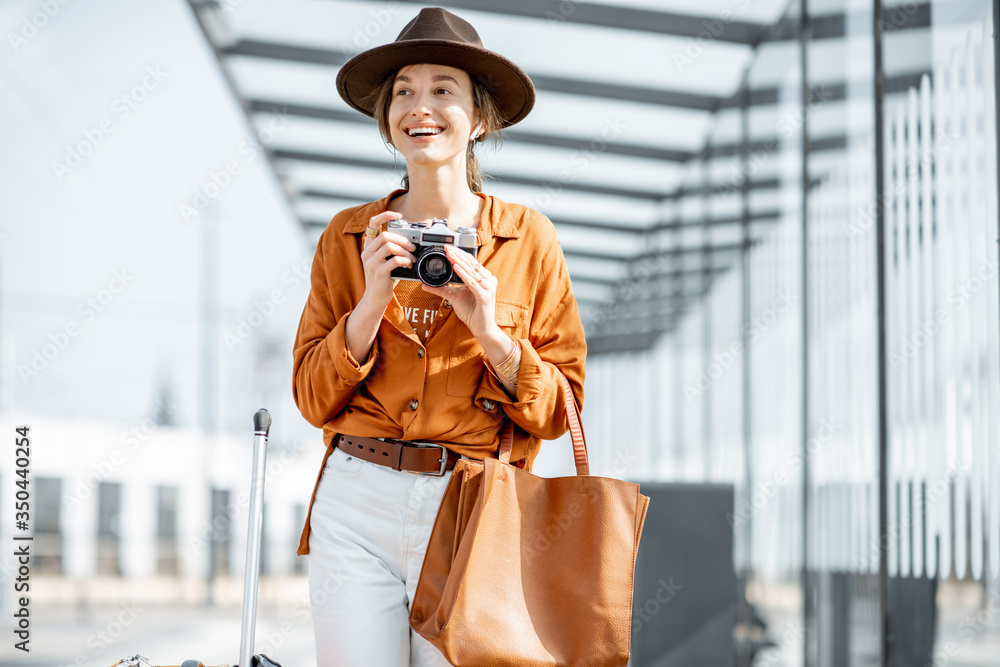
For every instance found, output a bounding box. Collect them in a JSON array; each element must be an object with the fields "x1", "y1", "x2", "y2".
[{"x1": 336, "y1": 7, "x2": 535, "y2": 127}]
